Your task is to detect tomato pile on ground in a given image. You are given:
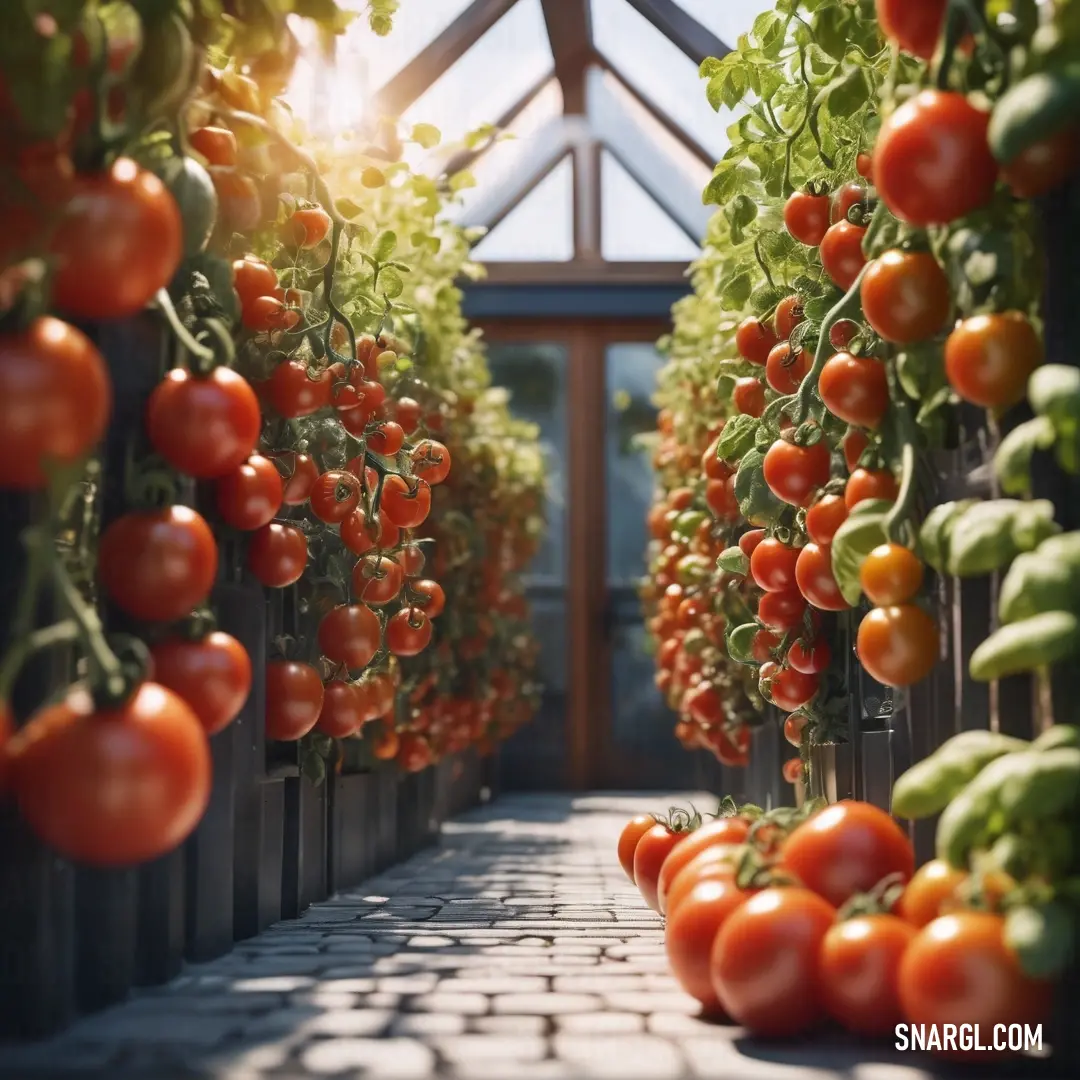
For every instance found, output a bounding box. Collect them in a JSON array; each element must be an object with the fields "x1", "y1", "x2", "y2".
[{"x1": 0, "y1": 3, "x2": 544, "y2": 862}]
